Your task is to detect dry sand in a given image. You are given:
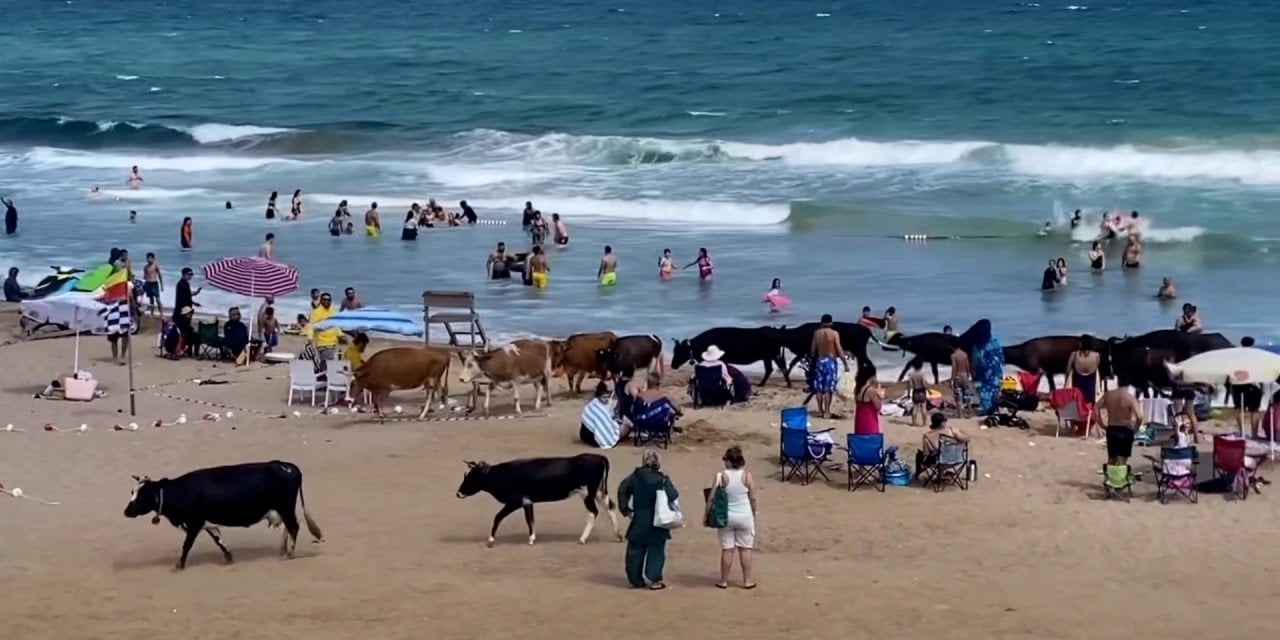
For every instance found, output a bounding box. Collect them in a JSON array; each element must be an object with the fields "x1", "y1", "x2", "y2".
[{"x1": 2, "y1": 308, "x2": 1279, "y2": 640}]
